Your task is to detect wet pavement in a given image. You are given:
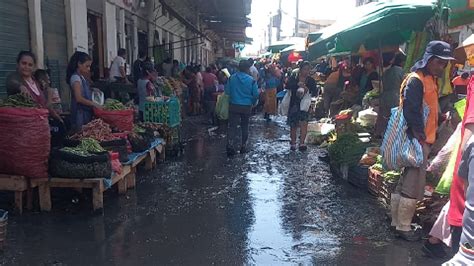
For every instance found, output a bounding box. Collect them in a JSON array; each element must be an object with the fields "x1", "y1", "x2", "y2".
[{"x1": 1, "y1": 116, "x2": 445, "y2": 265}]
